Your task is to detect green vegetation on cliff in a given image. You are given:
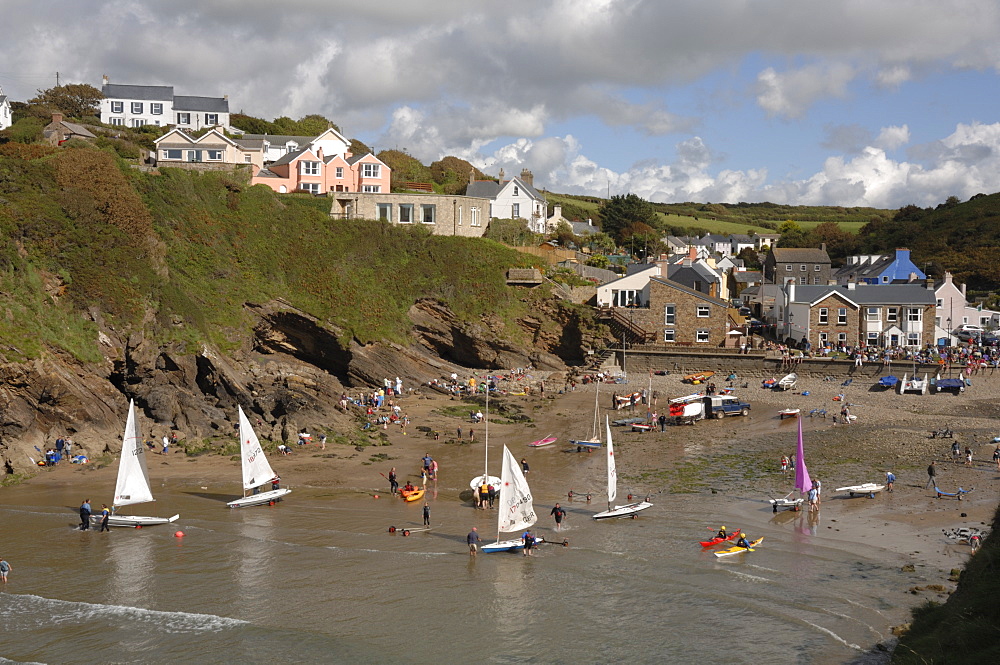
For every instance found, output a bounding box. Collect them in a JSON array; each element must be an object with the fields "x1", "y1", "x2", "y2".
[{"x1": 0, "y1": 144, "x2": 540, "y2": 362}]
